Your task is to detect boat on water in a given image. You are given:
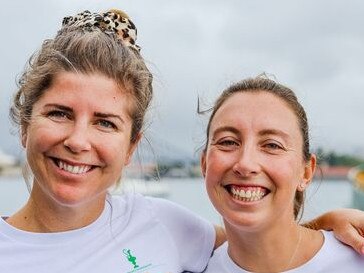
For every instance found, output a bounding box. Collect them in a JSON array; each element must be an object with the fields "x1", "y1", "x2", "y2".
[
  {"x1": 0, "y1": 150, "x2": 20, "y2": 176},
  {"x1": 348, "y1": 164, "x2": 364, "y2": 210},
  {"x1": 110, "y1": 178, "x2": 170, "y2": 198},
  {"x1": 0, "y1": 150, "x2": 17, "y2": 167}
]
